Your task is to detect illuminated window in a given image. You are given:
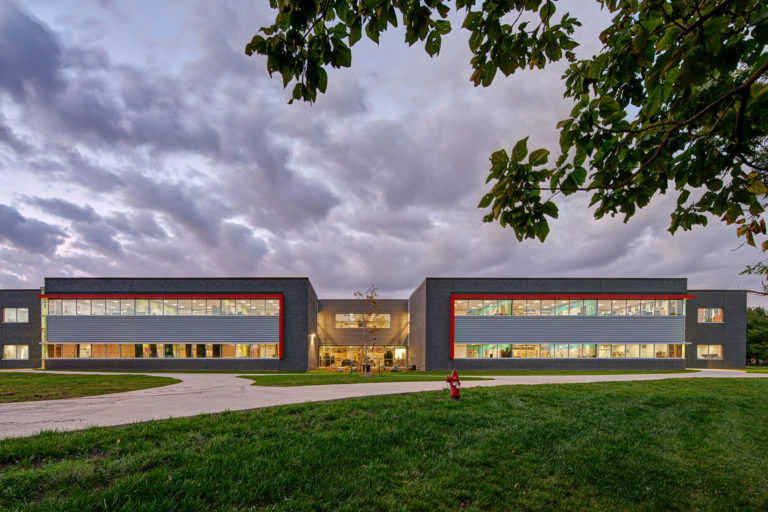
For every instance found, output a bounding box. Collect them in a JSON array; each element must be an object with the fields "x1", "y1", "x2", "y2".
[
  {"x1": 335, "y1": 314, "x2": 391, "y2": 328},
  {"x1": 697, "y1": 345, "x2": 723, "y2": 359},
  {"x1": 2, "y1": 308, "x2": 28, "y2": 323},
  {"x1": 698, "y1": 308, "x2": 723, "y2": 323},
  {"x1": 2, "y1": 345, "x2": 28, "y2": 359}
]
